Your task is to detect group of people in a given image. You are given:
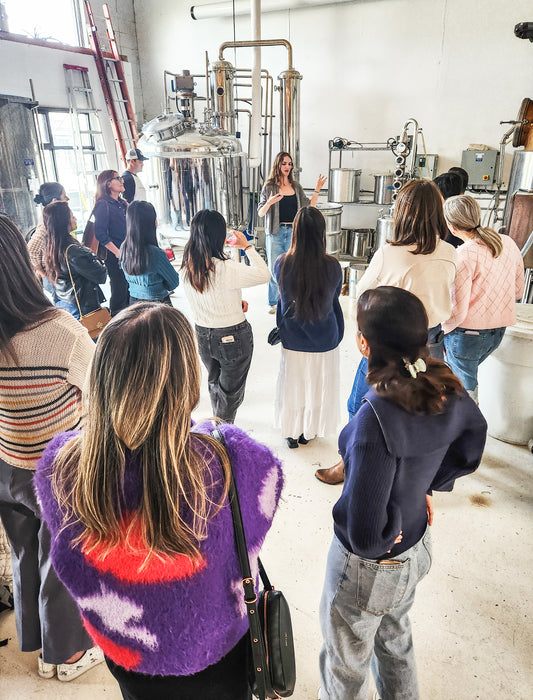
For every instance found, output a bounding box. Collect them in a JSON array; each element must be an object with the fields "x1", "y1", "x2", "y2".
[{"x1": 0, "y1": 147, "x2": 525, "y2": 699}]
